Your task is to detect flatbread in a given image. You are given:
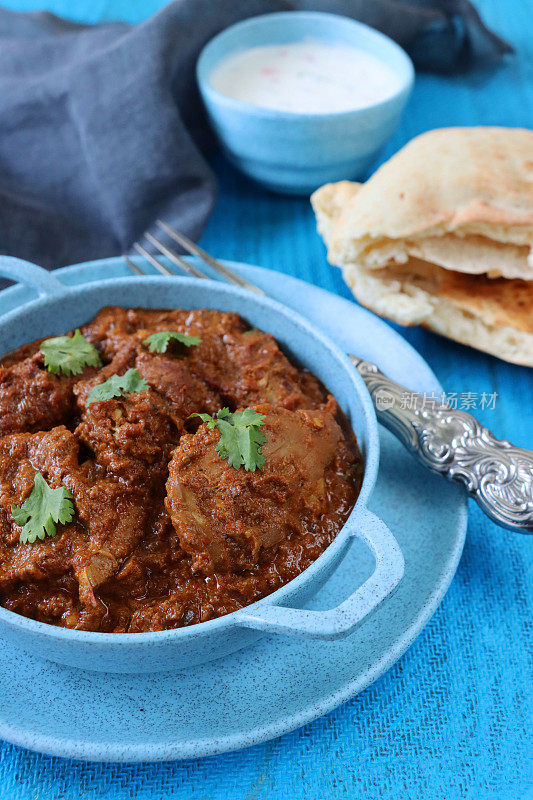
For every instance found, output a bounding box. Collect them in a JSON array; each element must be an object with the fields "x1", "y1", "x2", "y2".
[
  {"x1": 341, "y1": 260, "x2": 533, "y2": 367},
  {"x1": 312, "y1": 128, "x2": 533, "y2": 280},
  {"x1": 312, "y1": 176, "x2": 533, "y2": 367}
]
